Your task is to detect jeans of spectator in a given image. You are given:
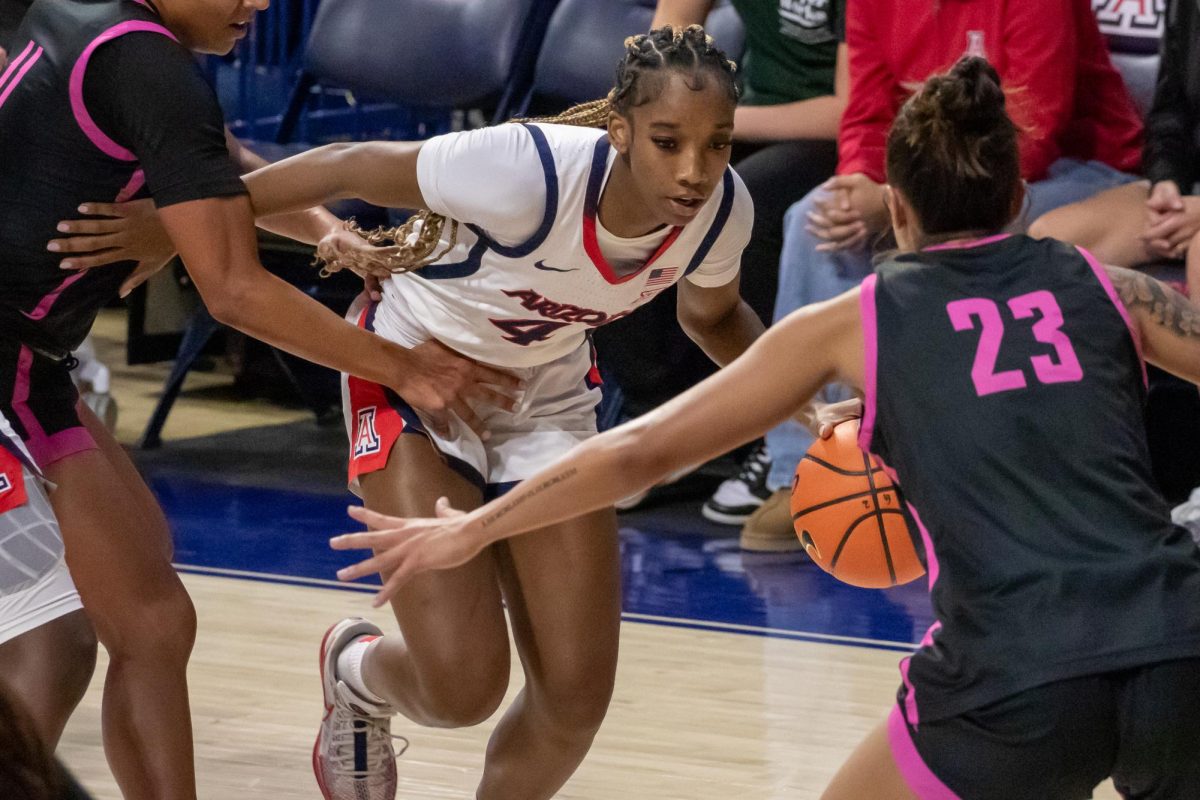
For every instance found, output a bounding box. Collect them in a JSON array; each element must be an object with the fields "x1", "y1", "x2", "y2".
[
  {"x1": 731, "y1": 139, "x2": 838, "y2": 324},
  {"x1": 763, "y1": 158, "x2": 1139, "y2": 491}
]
